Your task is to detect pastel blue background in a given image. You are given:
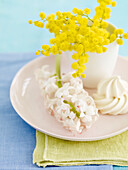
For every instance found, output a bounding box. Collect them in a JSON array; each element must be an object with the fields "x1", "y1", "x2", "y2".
[{"x1": 0, "y1": 0, "x2": 128, "y2": 56}]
